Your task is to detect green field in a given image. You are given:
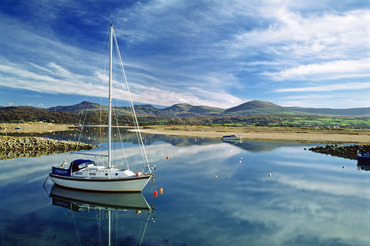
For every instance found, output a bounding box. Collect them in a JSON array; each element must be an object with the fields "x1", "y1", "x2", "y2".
[{"x1": 211, "y1": 115, "x2": 370, "y2": 129}]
